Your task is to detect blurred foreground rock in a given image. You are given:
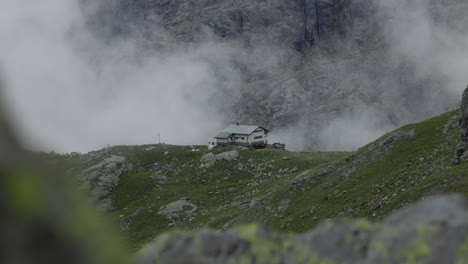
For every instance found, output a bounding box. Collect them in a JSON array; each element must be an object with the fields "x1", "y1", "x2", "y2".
[
  {"x1": 0, "y1": 80, "x2": 128, "y2": 264},
  {"x1": 137, "y1": 195, "x2": 468, "y2": 264}
]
